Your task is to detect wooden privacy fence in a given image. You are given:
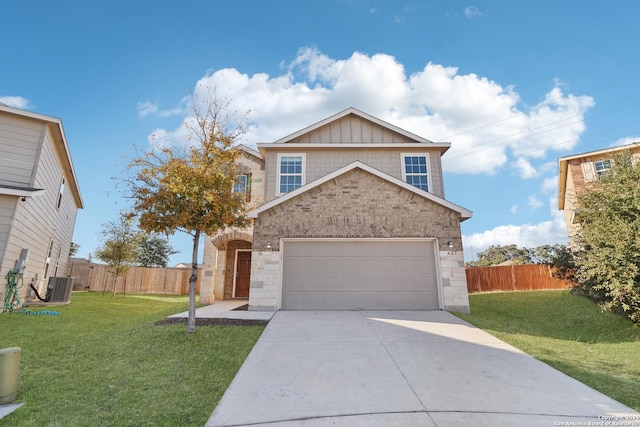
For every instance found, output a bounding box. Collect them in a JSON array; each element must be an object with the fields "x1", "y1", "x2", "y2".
[
  {"x1": 67, "y1": 258, "x2": 201, "y2": 295},
  {"x1": 465, "y1": 264, "x2": 573, "y2": 294}
]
